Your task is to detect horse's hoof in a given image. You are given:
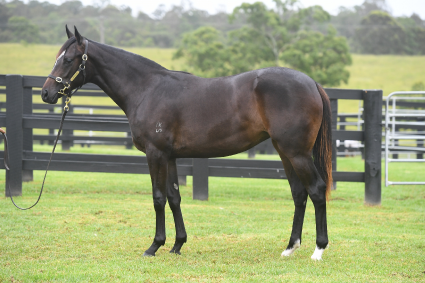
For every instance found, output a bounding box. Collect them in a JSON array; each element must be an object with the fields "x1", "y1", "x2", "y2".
[
  {"x1": 281, "y1": 239, "x2": 300, "y2": 257},
  {"x1": 169, "y1": 249, "x2": 181, "y2": 255},
  {"x1": 143, "y1": 251, "x2": 155, "y2": 257},
  {"x1": 310, "y1": 246, "x2": 325, "y2": 261}
]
